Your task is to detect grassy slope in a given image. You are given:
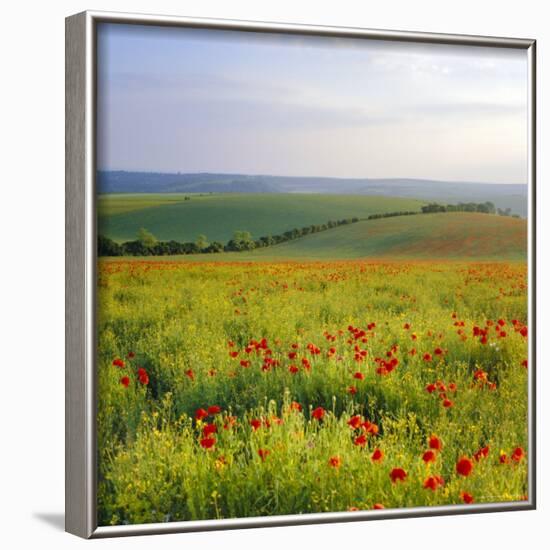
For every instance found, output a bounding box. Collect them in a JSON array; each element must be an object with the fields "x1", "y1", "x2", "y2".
[
  {"x1": 113, "y1": 212, "x2": 526, "y2": 262},
  {"x1": 247, "y1": 212, "x2": 527, "y2": 260},
  {"x1": 98, "y1": 193, "x2": 424, "y2": 243}
]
